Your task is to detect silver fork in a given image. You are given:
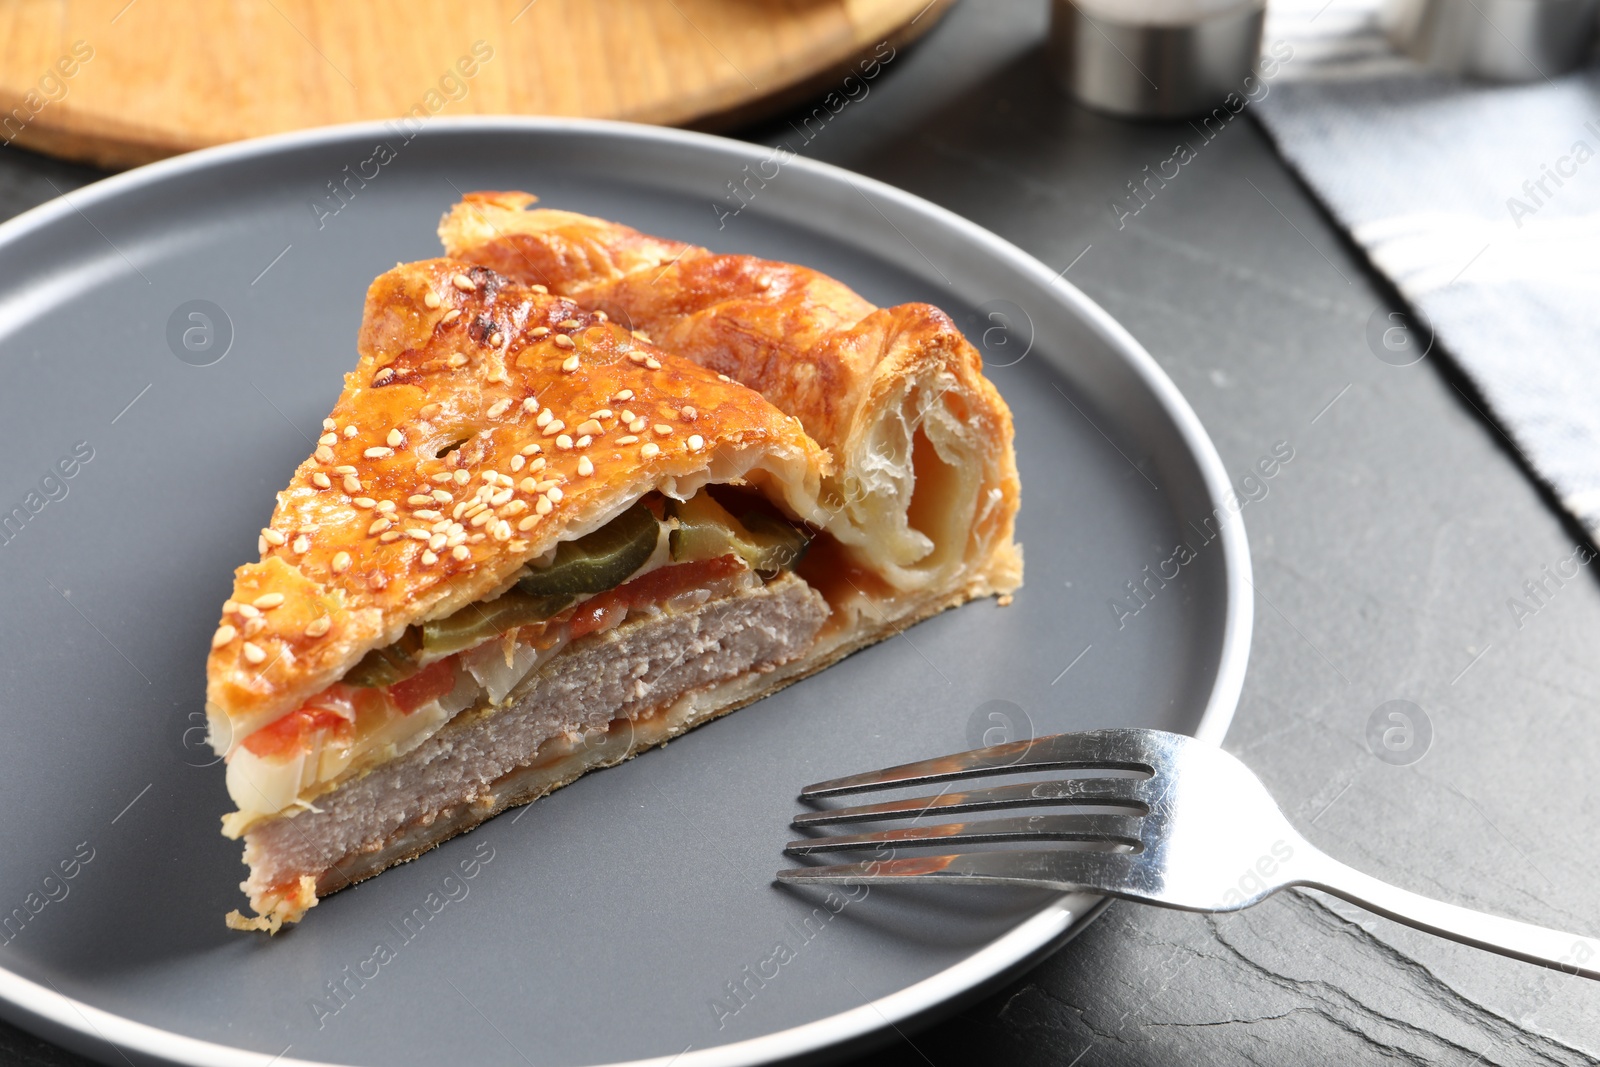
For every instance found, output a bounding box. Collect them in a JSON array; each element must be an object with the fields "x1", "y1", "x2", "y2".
[{"x1": 776, "y1": 729, "x2": 1600, "y2": 979}]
